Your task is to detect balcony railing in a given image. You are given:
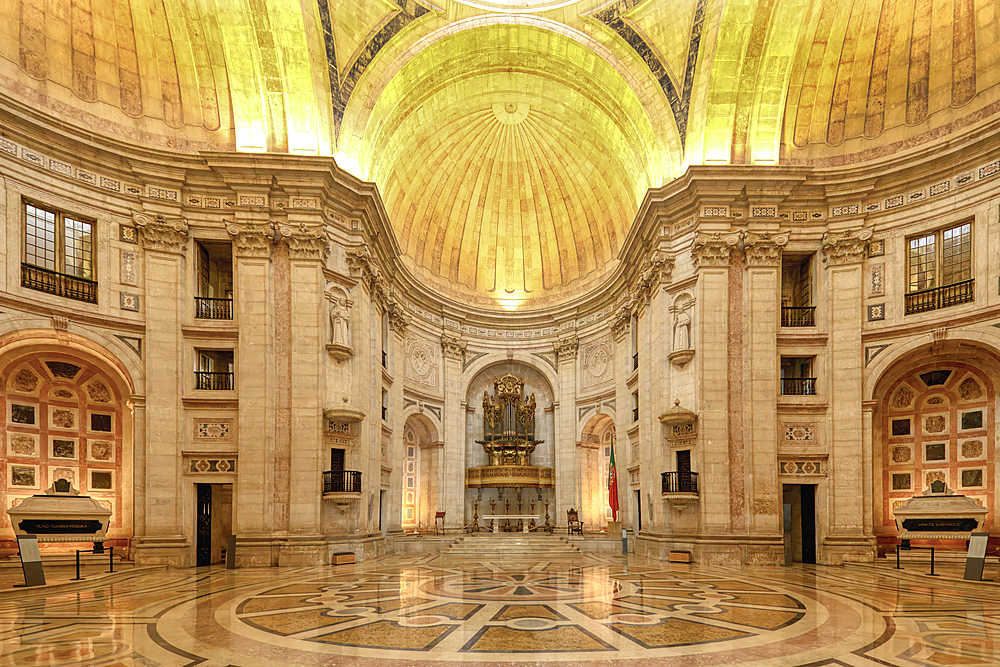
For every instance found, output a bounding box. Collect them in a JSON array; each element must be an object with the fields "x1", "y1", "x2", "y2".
[
  {"x1": 323, "y1": 470, "x2": 362, "y2": 494},
  {"x1": 662, "y1": 471, "x2": 699, "y2": 494},
  {"x1": 780, "y1": 378, "x2": 816, "y2": 395},
  {"x1": 195, "y1": 371, "x2": 234, "y2": 391},
  {"x1": 21, "y1": 263, "x2": 97, "y2": 304},
  {"x1": 781, "y1": 306, "x2": 815, "y2": 327},
  {"x1": 905, "y1": 279, "x2": 974, "y2": 315},
  {"x1": 195, "y1": 297, "x2": 233, "y2": 320}
]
